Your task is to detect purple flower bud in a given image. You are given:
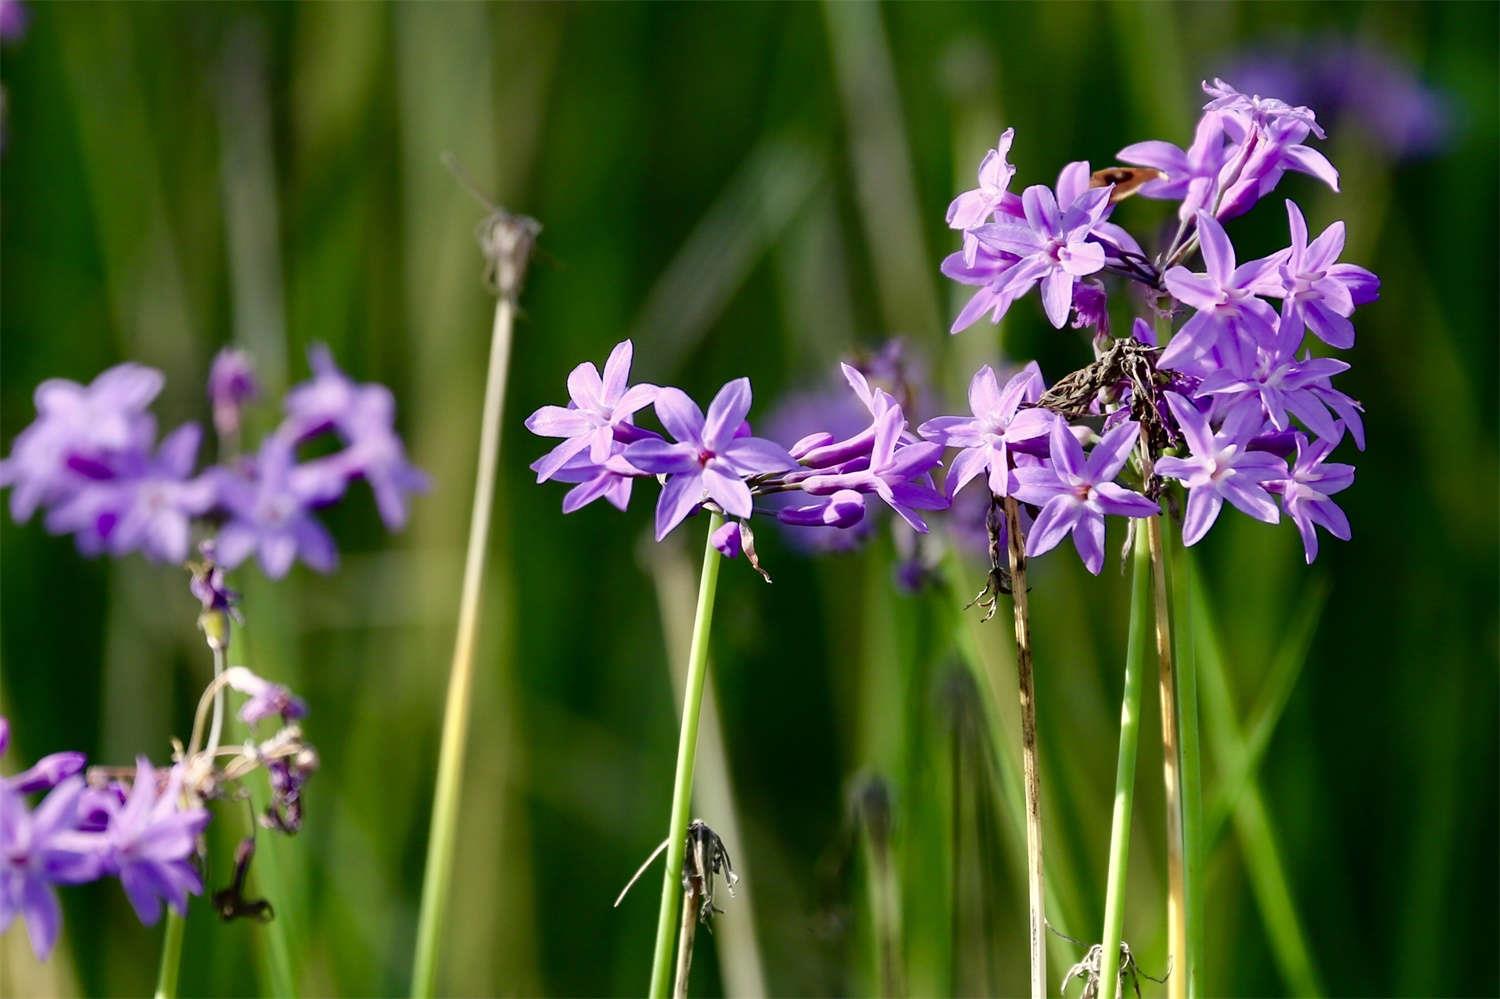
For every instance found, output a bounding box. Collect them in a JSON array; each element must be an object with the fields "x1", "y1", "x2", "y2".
[
  {"x1": 710, "y1": 521, "x2": 743, "y2": 559},
  {"x1": 5, "y1": 752, "x2": 87, "y2": 794},
  {"x1": 224, "y1": 667, "x2": 307, "y2": 726},
  {"x1": 208, "y1": 348, "x2": 259, "y2": 439}
]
